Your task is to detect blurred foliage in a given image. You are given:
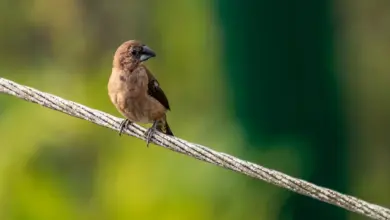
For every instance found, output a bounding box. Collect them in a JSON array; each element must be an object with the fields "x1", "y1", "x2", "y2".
[
  {"x1": 0, "y1": 0, "x2": 389, "y2": 220},
  {"x1": 214, "y1": 0, "x2": 348, "y2": 219}
]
